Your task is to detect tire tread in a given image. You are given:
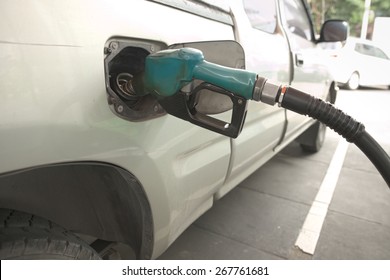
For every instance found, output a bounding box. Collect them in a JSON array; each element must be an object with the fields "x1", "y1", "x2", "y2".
[{"x1": 0, "y1": 209, "x2": 100, "y2": 260}]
